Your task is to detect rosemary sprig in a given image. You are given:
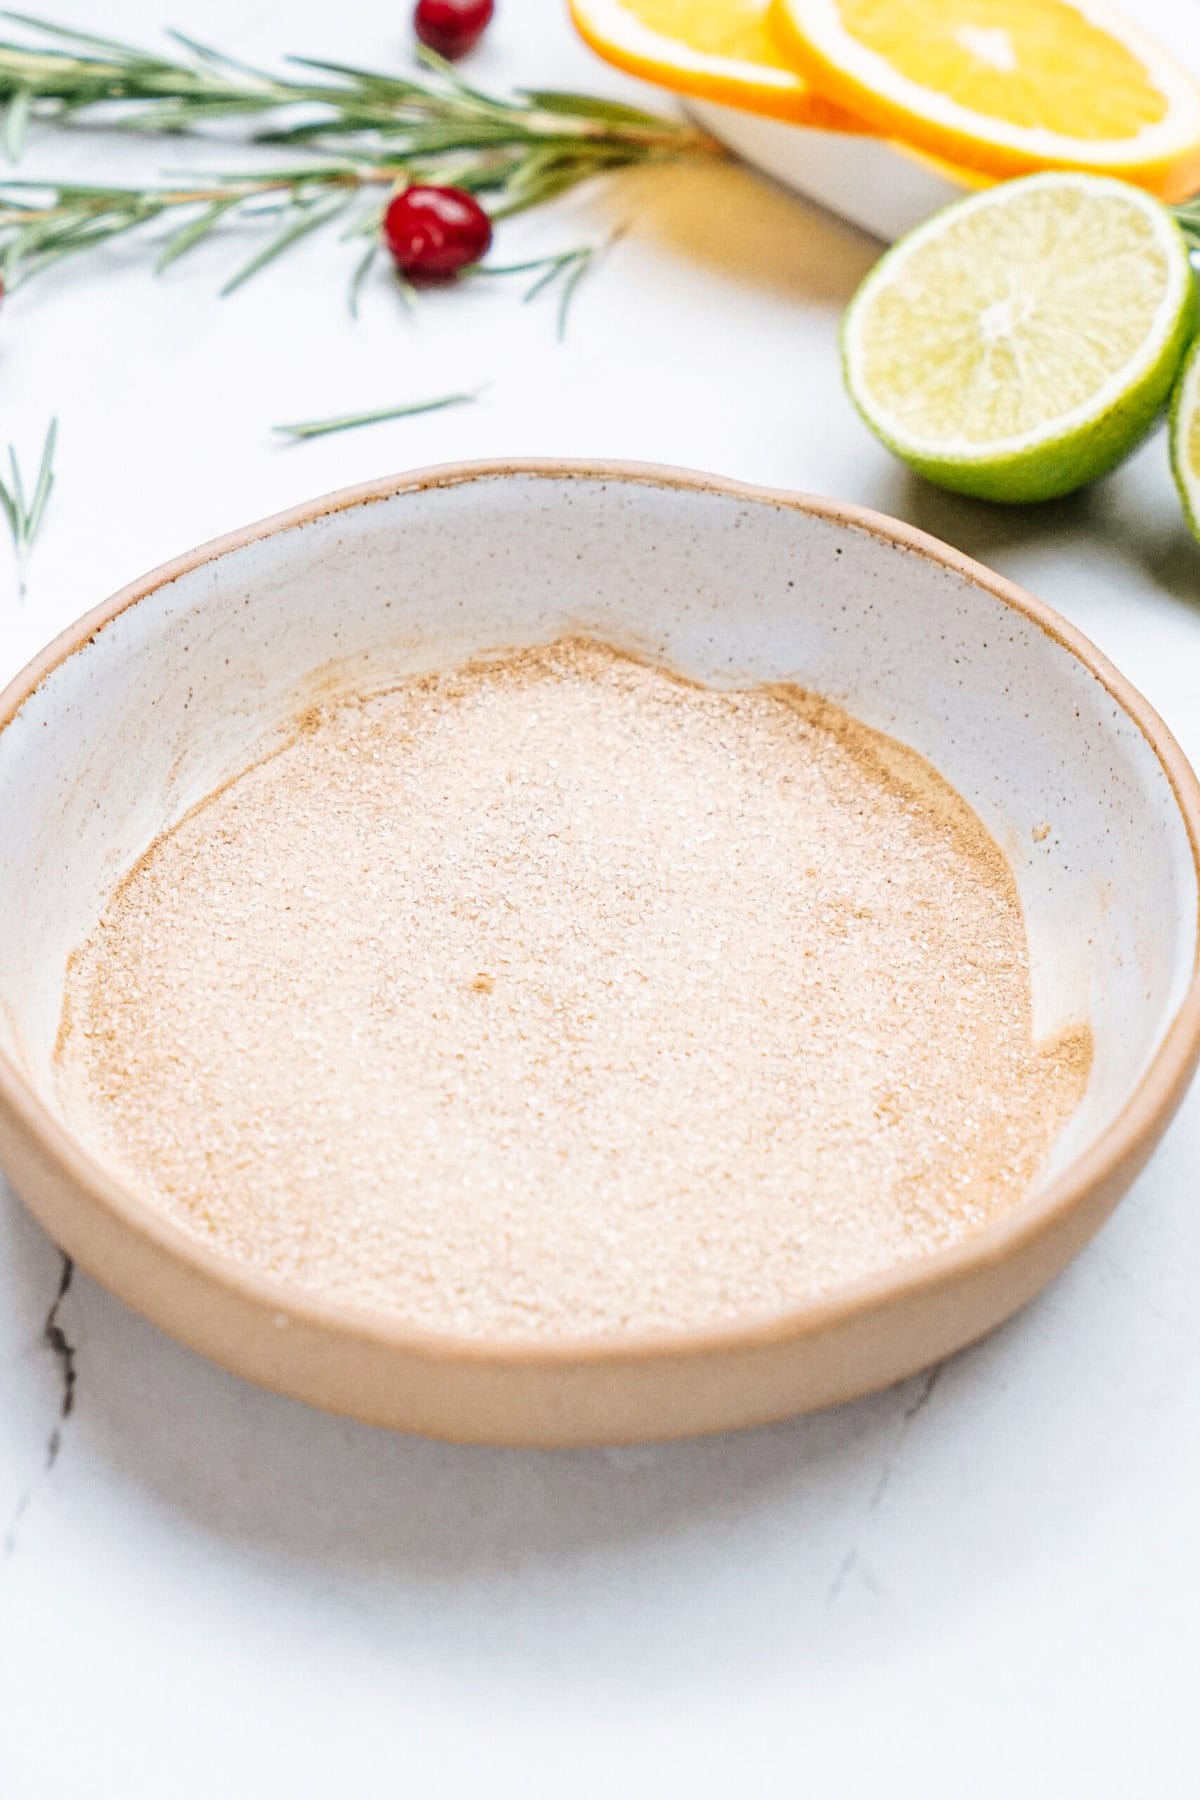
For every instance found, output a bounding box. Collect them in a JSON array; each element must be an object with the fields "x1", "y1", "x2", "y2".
[
  {"x1": 0, "y1": 414, "x2": 55, "y2": 593},
  {"x1": 273, "y1": 389, "x2": 478, "y2": 441},
  {"x1": 0, "y1": 15, "x2": 713, "y2": 219},
  {"x1": 0, "y1": 17, "x2": 713, "y2": 300},
  {"x1": 0, "y1": 165, "x2": 393, "y2": 290}
]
